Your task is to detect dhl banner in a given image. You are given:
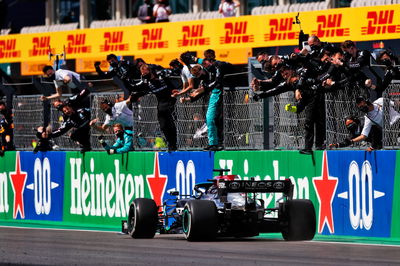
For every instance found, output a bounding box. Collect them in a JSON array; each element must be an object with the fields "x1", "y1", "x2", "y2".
[{"x1": 0, "y1": 4, "x2": 399, "y2": 66}]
